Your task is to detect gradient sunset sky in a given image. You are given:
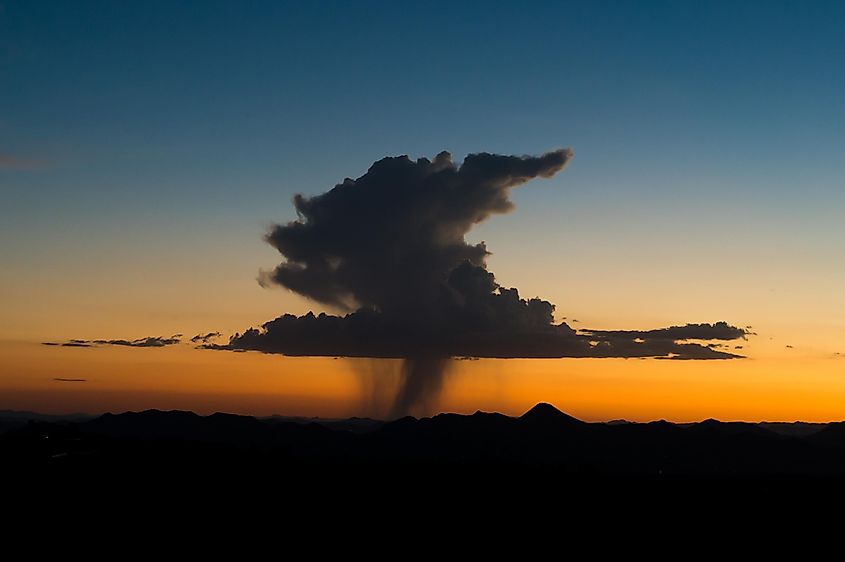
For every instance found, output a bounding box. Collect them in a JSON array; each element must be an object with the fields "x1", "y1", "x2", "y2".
[{"x1": 2, "y1": 0, "x2": 845, "y2": 421}]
